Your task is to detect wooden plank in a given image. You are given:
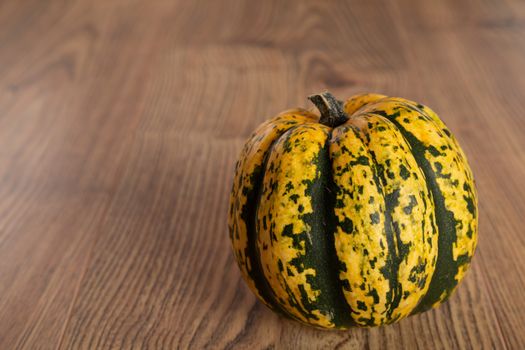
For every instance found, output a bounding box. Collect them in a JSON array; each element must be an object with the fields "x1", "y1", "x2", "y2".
[{"x1": 0, "y1": 0, "x2": 522, "y2": 348}]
